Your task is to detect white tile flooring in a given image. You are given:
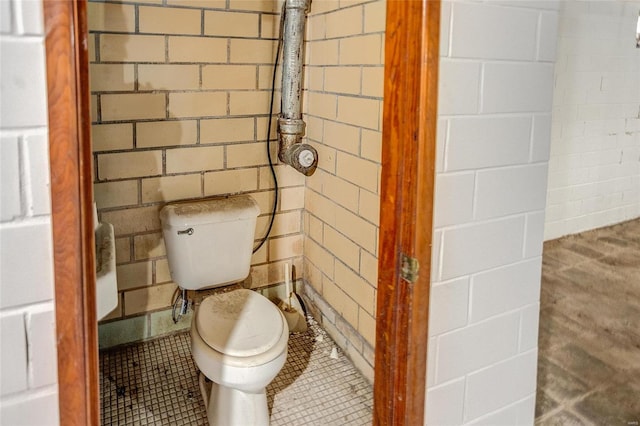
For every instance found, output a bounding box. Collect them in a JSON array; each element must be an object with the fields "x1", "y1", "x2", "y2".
[{"x1": 100, "y1": 316, "x2": 373, "y2": 425}]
